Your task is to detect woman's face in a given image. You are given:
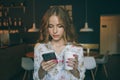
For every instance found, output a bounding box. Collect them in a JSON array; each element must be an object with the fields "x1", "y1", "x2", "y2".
[{"x1": 48, "y1": 15, "x2": 65, "y2": 41}]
